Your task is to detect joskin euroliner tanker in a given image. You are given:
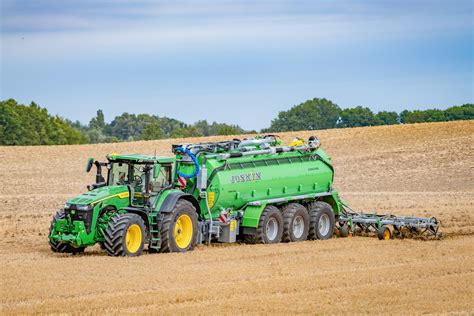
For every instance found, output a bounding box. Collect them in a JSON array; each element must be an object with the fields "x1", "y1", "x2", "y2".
[{"x1": 49, "y1": 135, "x2": 440, "y2": 256}]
